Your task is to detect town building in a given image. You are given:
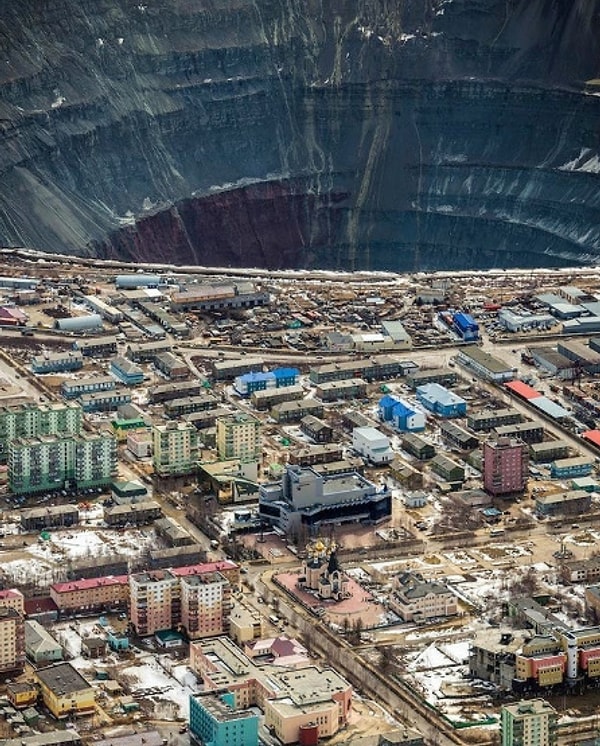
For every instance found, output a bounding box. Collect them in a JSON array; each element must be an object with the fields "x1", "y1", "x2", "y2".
[
  {"x1": 457, "y1": 347, "x2": 515, "y2": 382},
  {"x1": 550, "y1": 457, "x2": 593, "y2": 479},
  {"x1": 180, "y1": 572, "x2": 232, "y2": 640},
  {"x1": 164, "y1": 394, "x2": 219, "y2": 418},
  {"x1": 391, "y1": 572, "x2": 458, "y2": 623},
  {"x1": 559, "y1": 556, "x2": 600, "y2": 584},
  {"x1": 126, "y1": 340, "x2": 172, "y2": 363},
  {"x1": 126, "y1": 430, "x2": 153, "y2": 458},
  {"x1": 315, "y1": 378, "x2": 368, "y2": 402},
  {"x1": 483, "y1": 438, "x2": 528, "y2": 497},
  {"x1": 216, "y1": 413, "x2": 261, "y2": 461},
  {"x1": 103, "y1": 500, "x2": 162, "y2": 528},
  {"x1": 529, "y1": 440, "x2": 571, "y2": 463},
  {"x1": 31, "y1": 350, "x2": 83, "y2": 374},
  {"x1": 154, "y1": 352, "x2": 189, "y2": 380},
  {"x1": 379, "y1": 395, "x2": 426, "y2": 432},
  {"x1": 170, "y1": 284, "x2": 269, "y2": 312},
  {"x1": 390, "y1": 458, "x2": 424, "y2": 490},
  {"x1": 153, "y1": 421, "x2": 199, "y2": 477},
  {"x1": 54, "y1": 314, "x2": 103, "y2": 333},
  {"x1": 401, "y1": 433, "x2": 436, "y2": 460},
  {"x1": 251, "y1": 385, "x2": 304, "y2": 411},
  {"x1": 467, "y1": 408, "x2": 522, "y2": 432},
  {"x1": 259, "y1": 464, "x2": 389, "y2": 534},
  {"x1": 469, "y1": 629, "x2": 529, "y2": 690},
  {"x1": 309, "y1": 355, "x2": 402, "y2": 385},
  {"x1": 110, "y1": 356, "x2": 144, "y2": 386},
  {"x1": 129, "y1": 562, "x2": 237, "y2": 638},
  {"x1": 535, "y1": 489, "x2": 591, "y2": 517},
  {"x1": 494, "y1": 422, "x2": 545, "y2": 445},
  {"x1": 271, "y1": 398, "x2": 324, "y2": 423},
  {"x1": 9, "y1": 432, "x2": 117, "y2": 494},
  {"x1": 50, "y1": 576, "x2": 129, "y2": 616},
  {"x1": 416, "y1": 383, "x2": 467, "y2": 418},
  {"x1": 80, "y1": 390, "x2": 132, "y2": 413},
  {"x1": 430, "y1": 454, "x2": 465, "y2": 484},
  {"x1": 211, "y1": 356, "x2": 265, "y2": 381},
  {"x1": 299, "y1": 415, "x2": 333, "y2": 443},
  {"x1": 111, "y1": 417, "x2": 148, "y2": 442},
  {"x1": 234, "y1": 367, "x2": 299, "y2": 396},
  {"x1": 61, "y1": 376, "x2": 116, "y2": 400},
  {"x1": 352, "y1": 426, "x2": 394, "y2": 465},
  {"x1": 20, "y1": 504, "x2": 79, "y2": 532},
  {"x1": 406, "y1": 368, "x2": 458, "y2": 390},
  {"x1": 190, "y1": 636, "x2": 352, "y2": 746},
  {"x1": 73, "y1": 335, "x2": 118, "y2": 358},
  {"x1": 229, "y1": 605, "x2": 263, "y2": 646},
  {"x1": 0, "y1": 604, "x2": 25, "y2": 675},
  {"x1": 500, "y1": 700, "x2": 557, "y2": 746},
  {"x1": 0, "y1": 402, "x2": 82, "y2": 462},
  {"x1": 439, "y1": 421, "x2": 479, "y2": 450},
  {"x1": 189, "y1": 691, "x2": 259, "y2": 746},
  {"x1": 35, "y1": 662, "x2": 96, "y2": 719},
  {"x1": 452, "y1": 312, "x2": 479, "y2": 341},
  {"x1": 149, "y1": 380, "x2": 203, "y2": 404},
  {"x1": 25, "y1": 620, "x2": 63, "y2": 664},
  {"x1": 288, "y1": 443, "x2": 343, "y2": 468}
]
